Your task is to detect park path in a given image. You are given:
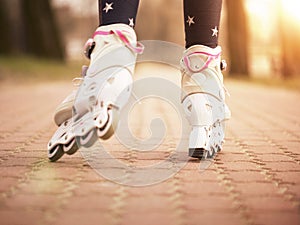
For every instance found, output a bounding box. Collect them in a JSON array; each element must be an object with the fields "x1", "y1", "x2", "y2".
[{"x1": 0, "y1": 68, "x2": 299, "y2": 225}]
